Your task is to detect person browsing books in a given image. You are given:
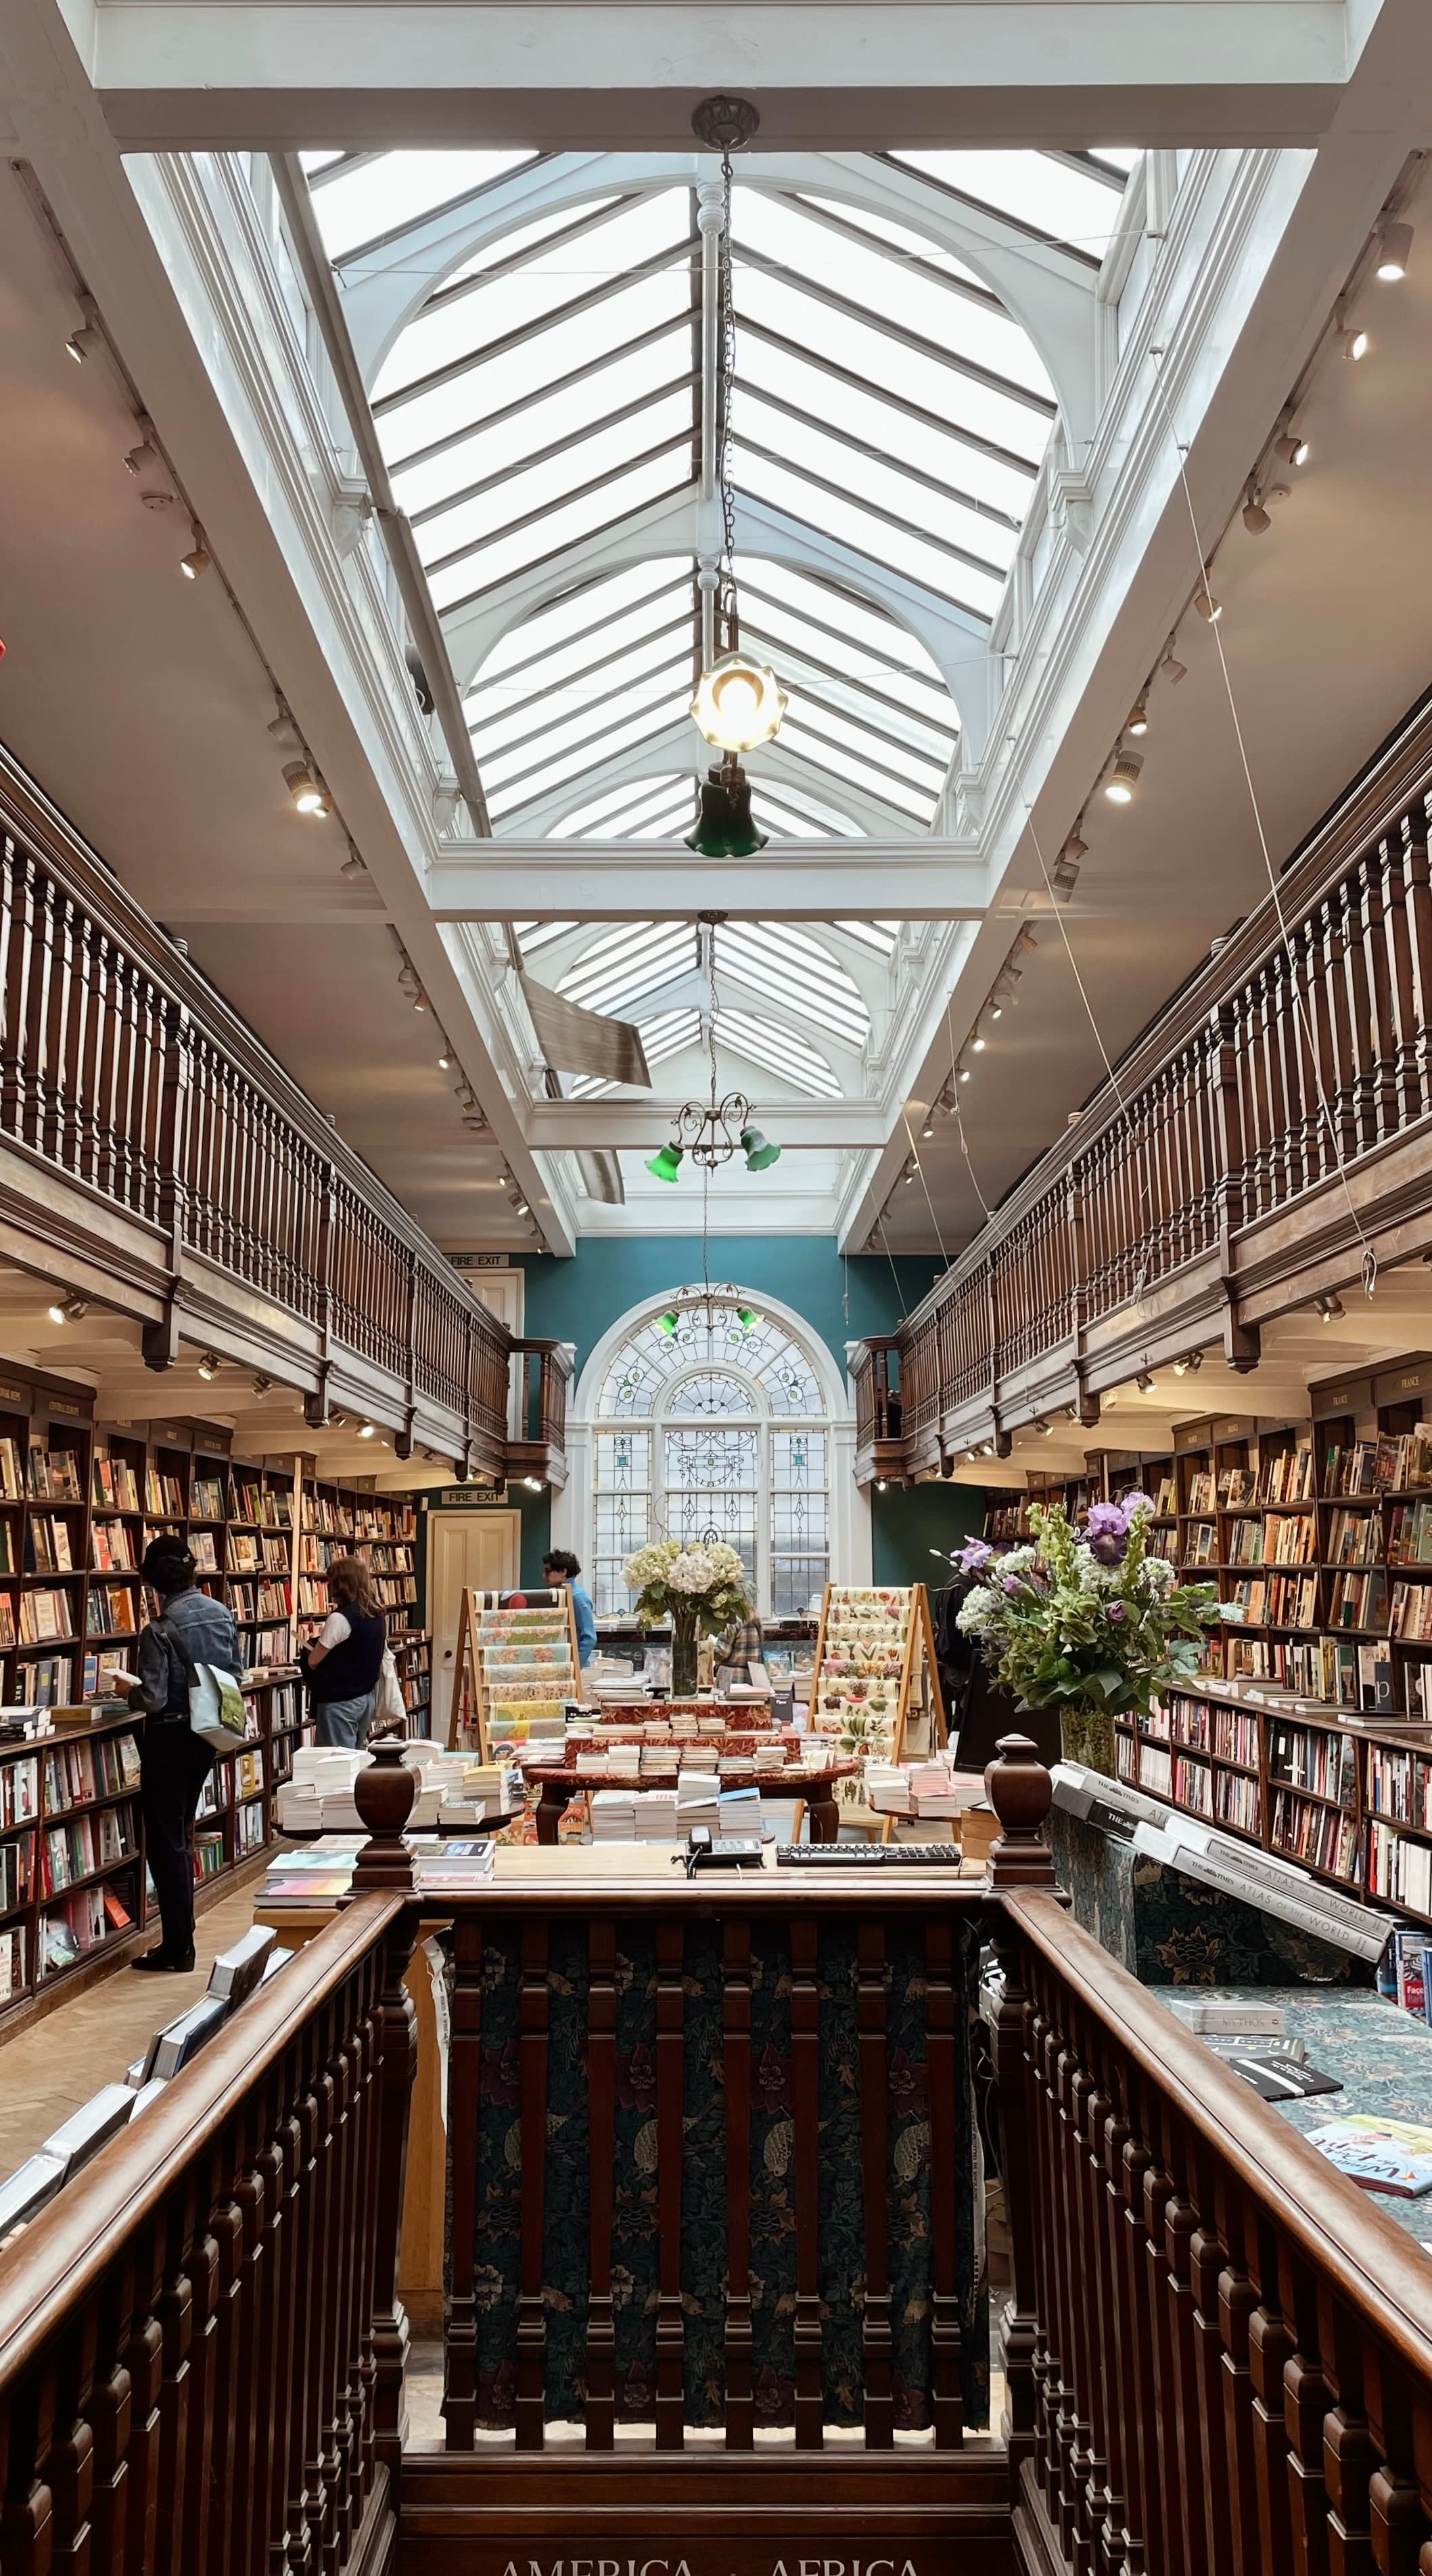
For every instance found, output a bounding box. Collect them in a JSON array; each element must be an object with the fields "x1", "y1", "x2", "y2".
[
  {"x1": 101, "y1": 1536, "x2": 240, "y2": 1975},
  {"x1": 300, "y1": 1553, "x2": 388, "y2": 1747},
  {"x1": 542, "y1": 1548, "x2": 597, "y2": 1667}
]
